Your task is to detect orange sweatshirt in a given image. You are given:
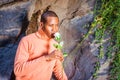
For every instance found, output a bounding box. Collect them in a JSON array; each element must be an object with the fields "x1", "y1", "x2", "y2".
[{"x1": 14, "y1": 30, "x2": 68, "y2": 80}]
